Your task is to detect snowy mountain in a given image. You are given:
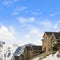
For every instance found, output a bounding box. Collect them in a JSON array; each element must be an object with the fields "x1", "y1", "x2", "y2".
[{"x1": 0, "y1": 41, "x2": 18, "y2": 60}]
